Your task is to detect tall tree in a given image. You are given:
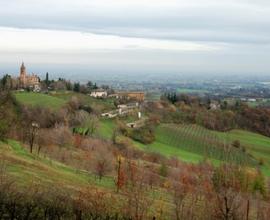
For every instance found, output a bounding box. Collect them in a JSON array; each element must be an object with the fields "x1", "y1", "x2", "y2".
[
  {"x1": 73, "y1": 82, "x2": 80, "y2": 92},
  {"x1": 45, "y1": 72, "x2": 49, "y2": 86}
]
